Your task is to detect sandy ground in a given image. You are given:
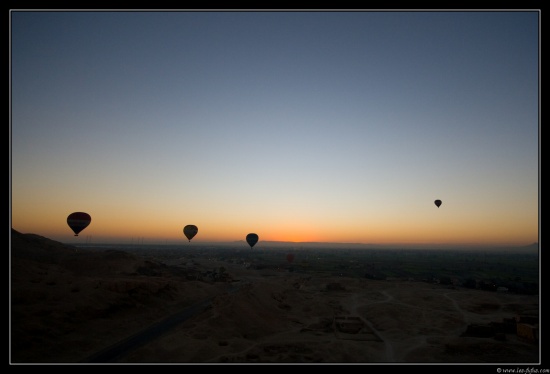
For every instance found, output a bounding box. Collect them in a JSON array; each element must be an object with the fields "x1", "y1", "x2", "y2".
[{"x1": 10, "y1": 230, "x2": 540, "y2": 365}]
